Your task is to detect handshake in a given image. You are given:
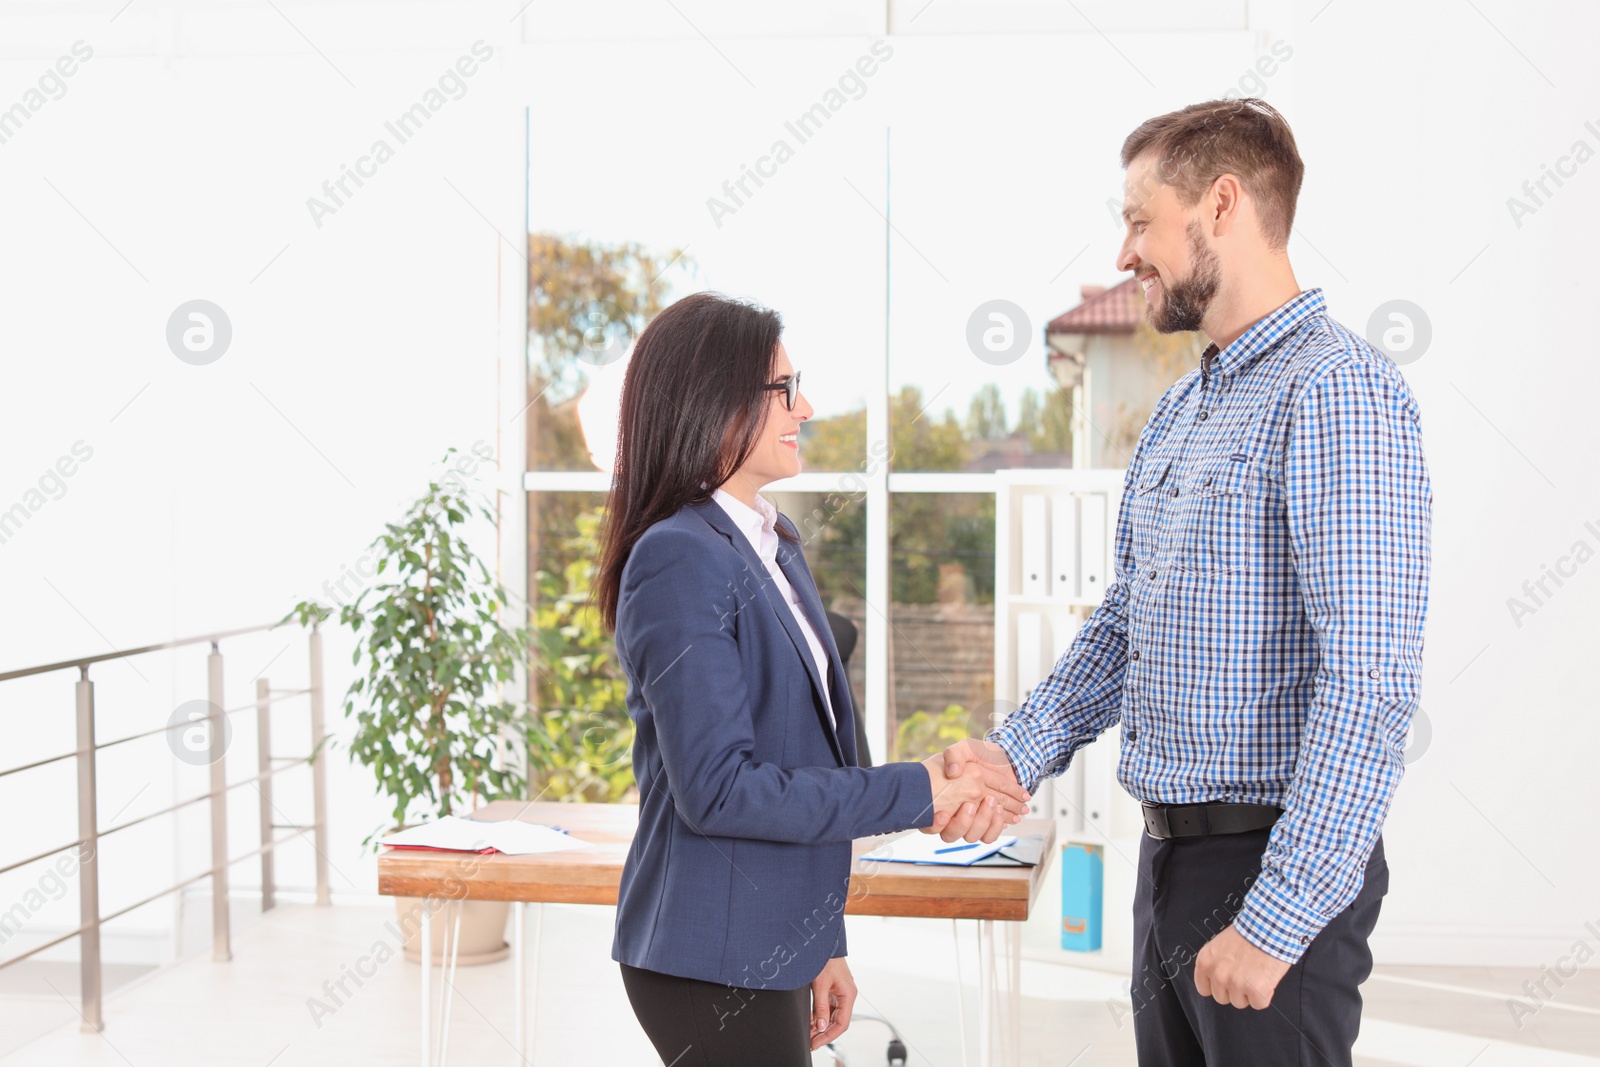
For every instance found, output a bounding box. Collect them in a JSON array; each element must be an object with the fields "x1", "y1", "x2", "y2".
[{"x1": 919, "y1": 739, "x2": 1031, "y2": 845}]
